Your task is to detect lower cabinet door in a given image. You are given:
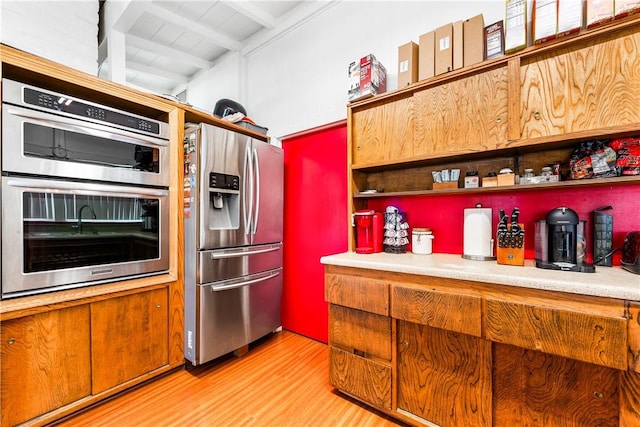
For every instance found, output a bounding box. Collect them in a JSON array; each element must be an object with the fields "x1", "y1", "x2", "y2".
[
  {"x1": 329, "y1": 346, "x2": 391, "y2": 410},
  {"x1": 396, "y1": 321, "x2": 492, "y2": 427},
  {"x1": 91, "y1": 287, "x2": 169, "y2": 393},
  {"x1": 1, "y1": 305, "x2": 91, "y2": 427}
]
